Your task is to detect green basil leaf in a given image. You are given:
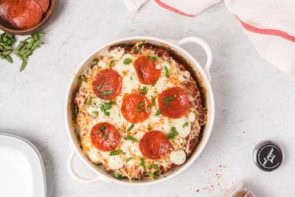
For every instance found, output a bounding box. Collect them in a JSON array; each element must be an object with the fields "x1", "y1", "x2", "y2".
[
  {"x1": 139, "y1": 87, "x2": 148, "y2": 95},
  {"x1": 100, "y1": 90, "x2": 113, "y2": 96},
  {"x1": 140, "y1": 158, "x2": 145, "y2": 170},
  {"x1": 155, "y1": 109, "x2": 161, "y2": 116},
  {"x1": 164, "y1": 66, "x2": 169, "y2": 77},
  {"x1": 137, "y1": 101, "x2": 144, "y2": 112},
  {"x1": 182, "y1": 122, "x2": 189, "y2": 128},
  {"x1": 109, "y1": 149, "x2": 123, "y2": 156},
  {"x1": 167, "y1": 127, "x2": 178, "y2": 139},
  {"x1": 123, "y1": 58, "x2": 132, "y2": 65},
  {"x1": 113, "y1": 172, "x2": 124, "y2": 180},
  {"x1": 127, "y1": 124, "x2": 135, "y2": 132},
  {"x1": 148, "y1": 56, "x2": 157, "y2": 62},
  {"x1": 124, "y1": 135, "x2": 138, "y2": 142},
  {"x1": 163, "y1": 96, "x2": 174, "y2": 107}
]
